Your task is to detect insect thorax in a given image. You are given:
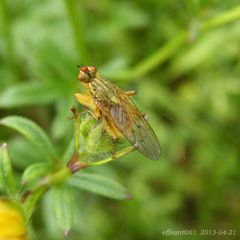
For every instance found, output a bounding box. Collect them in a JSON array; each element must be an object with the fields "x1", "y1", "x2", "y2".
[{"x1": 89, "y1": 77, "x2": 116, "y2": 102}]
